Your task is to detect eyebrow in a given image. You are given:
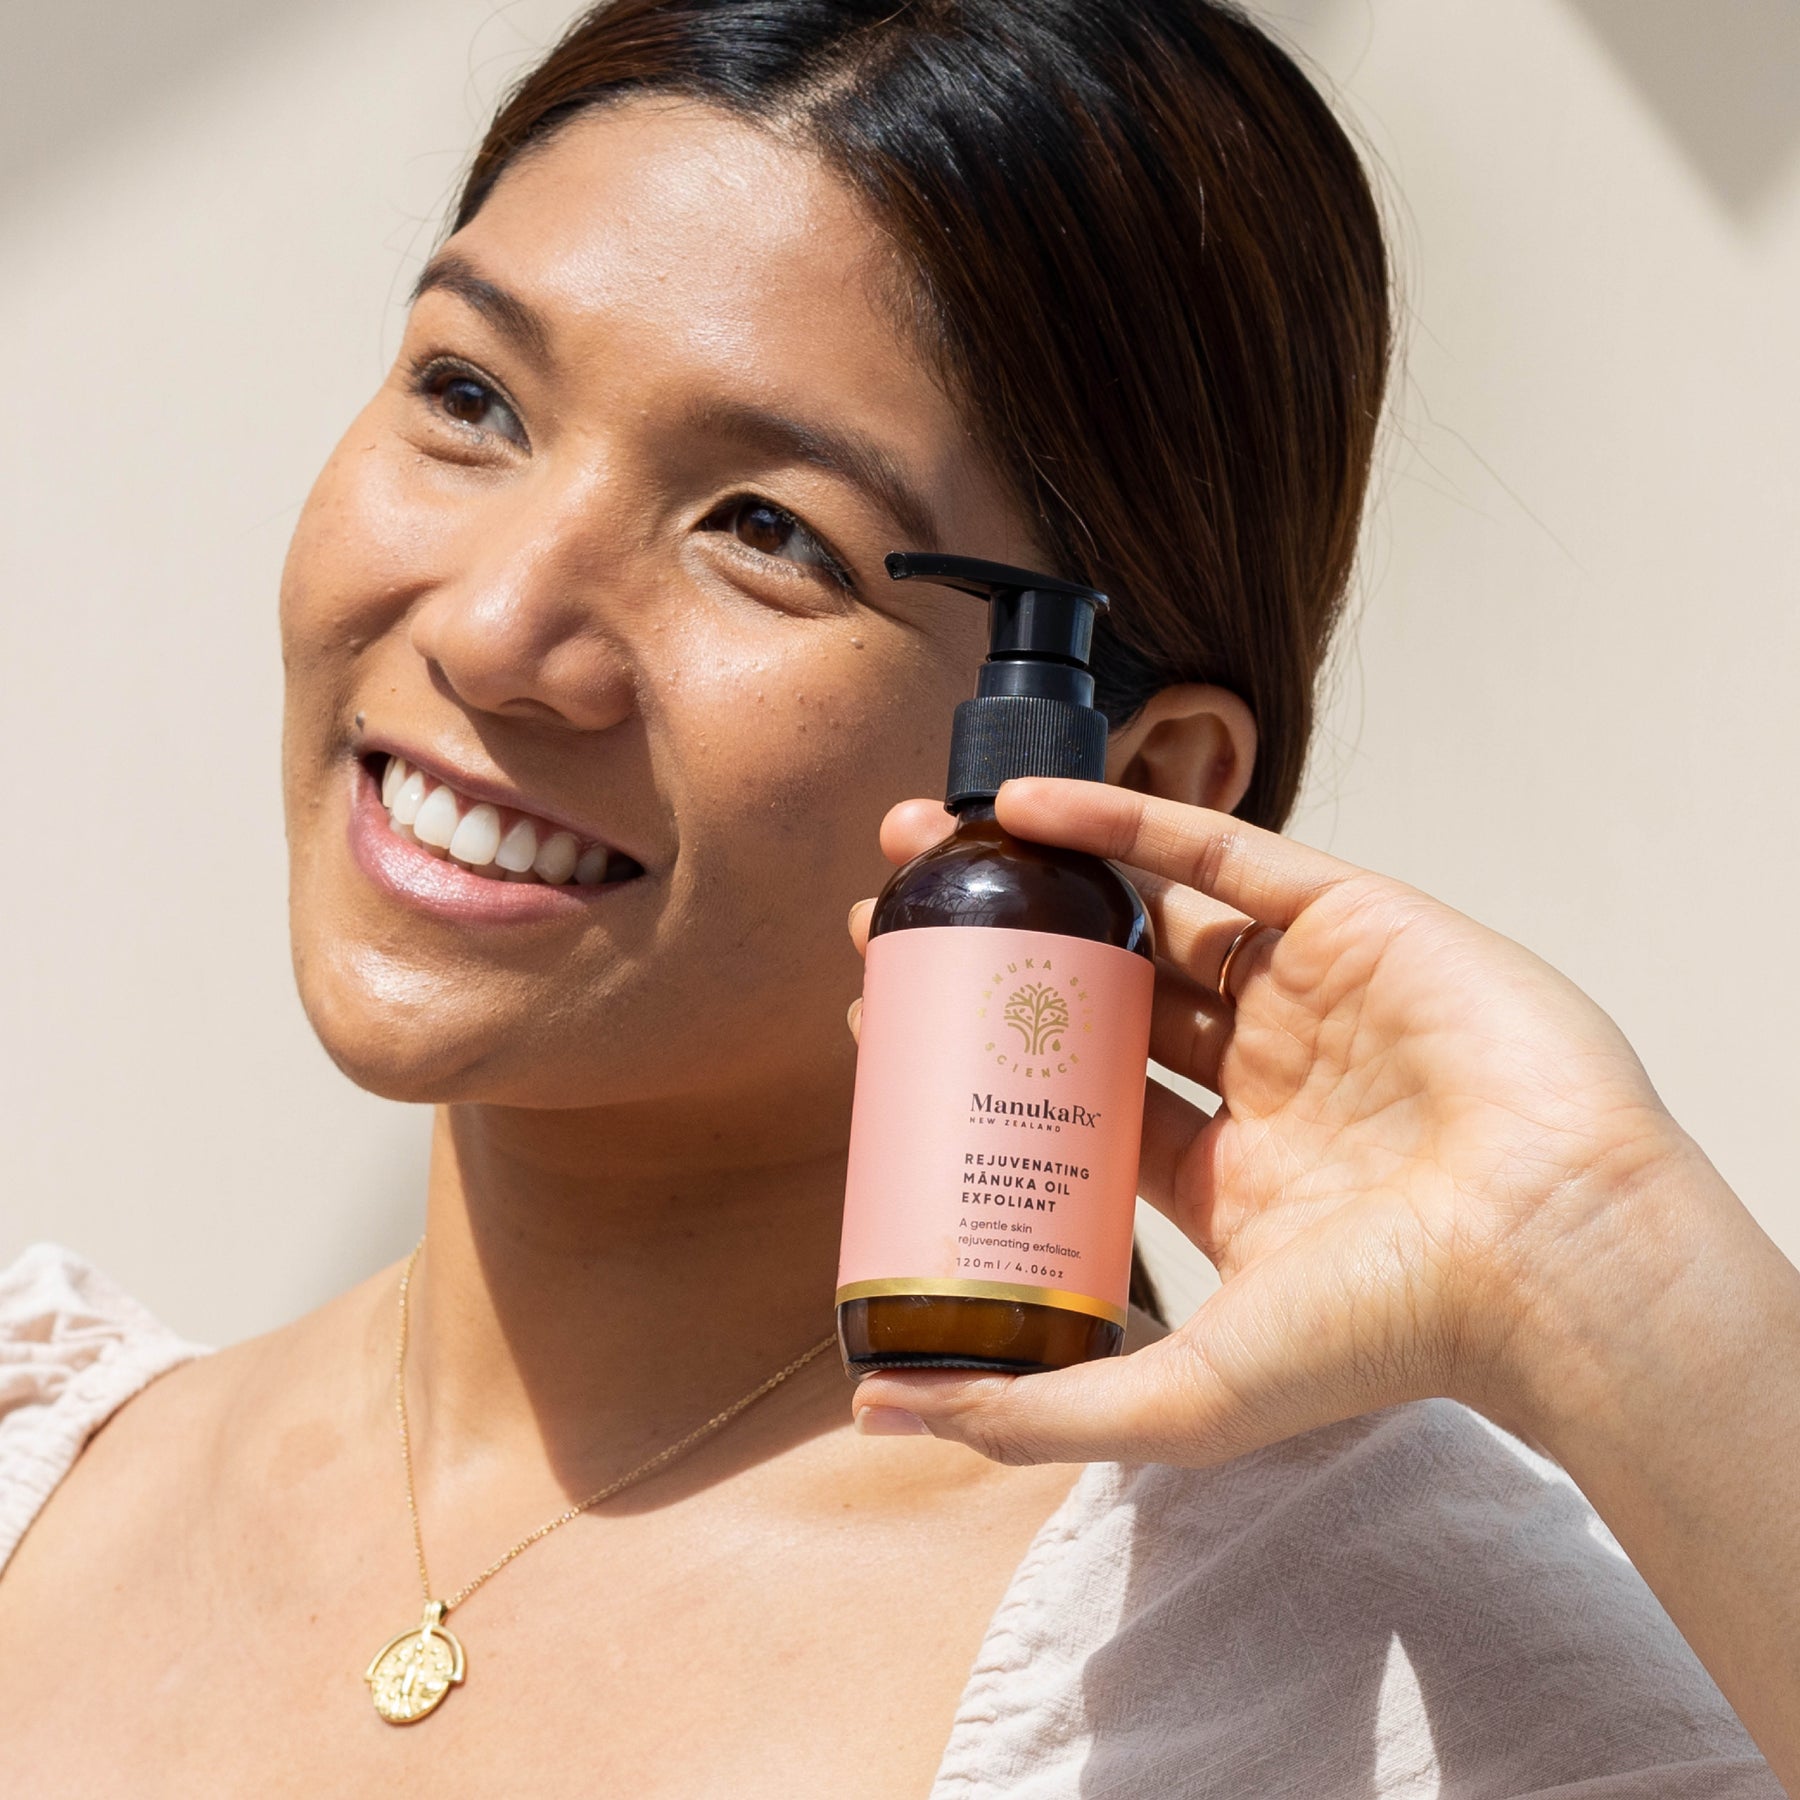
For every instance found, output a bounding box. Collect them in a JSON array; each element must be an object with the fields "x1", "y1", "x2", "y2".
[
  {"x1": 409, "y1": 250, "x2": 553, "y2": 364},
  {"x1": 409, "y1": 254, "x2": 944, "y2": 551},
  {"x1": 678, "y1": 396, "x2": 943, "y2": 553}
]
